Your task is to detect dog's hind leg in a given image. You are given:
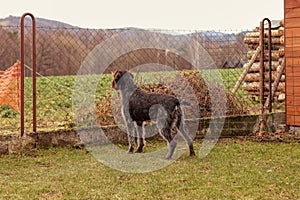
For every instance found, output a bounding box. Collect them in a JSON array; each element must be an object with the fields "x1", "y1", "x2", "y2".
[
  {"x1": 177, "y1": 119, "x2": 196, "y2": 156},
  {"x1": 135, "y1": 121, "x2": 145, "y2": 153},
  {"x1": 159, "y1": 126, "x2": 177, "y2": 159}
]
